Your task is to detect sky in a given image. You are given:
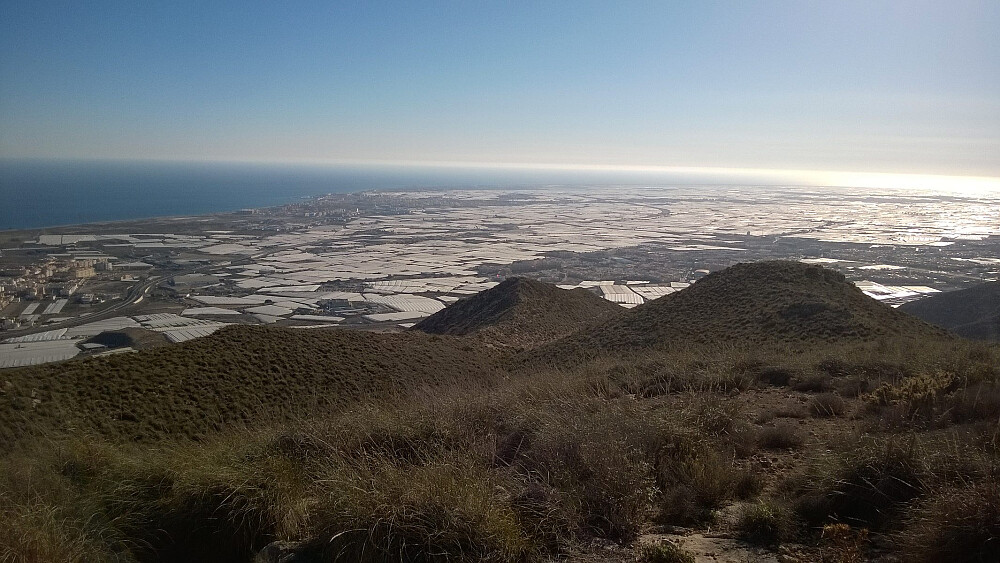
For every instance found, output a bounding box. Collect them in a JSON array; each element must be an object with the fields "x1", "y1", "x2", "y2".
[{"x1": 1, "y1": 1, "x2": 998, "y2": 180}]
